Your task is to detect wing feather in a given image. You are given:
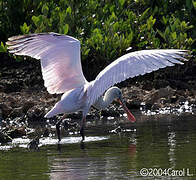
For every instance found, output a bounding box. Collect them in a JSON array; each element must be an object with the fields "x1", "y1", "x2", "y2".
[
  {"x1": 6, "y1": 32, "x2": 87, "y2": 94},
  {"x1": 88, "y1": 49, "x2": 189, "y2": 106}
]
